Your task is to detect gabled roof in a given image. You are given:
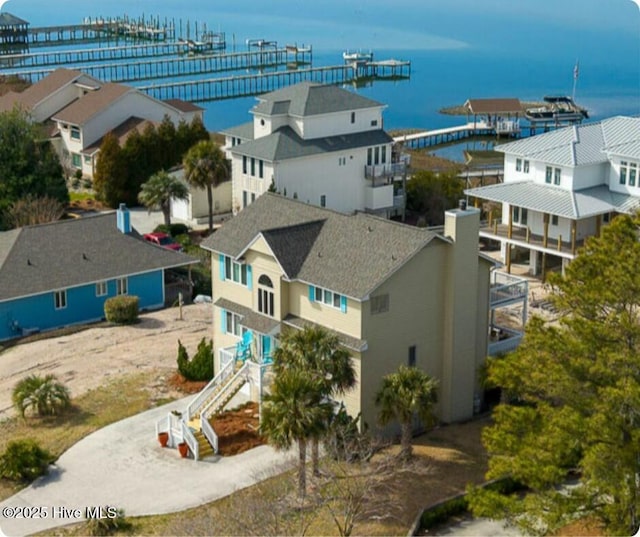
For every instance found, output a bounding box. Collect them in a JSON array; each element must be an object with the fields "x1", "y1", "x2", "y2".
[
  {"x1": 220, "y1": 121, "x2": 255, "y2": 141},
  {"x1": 52, "y1": 82, "x2": 131, "y2": 125},
  {"x1": 0, "y1": 12, "x2": 29, "y2": 26},
  {"x1": 201, "y1": 194, "x2": 439, "y2": 299},
  {"x1": 495, "y1": 116, "x2": 640, "y2": 167},
  {"x1": 465, "y1": 98, "x2": 522, "y2": 115},
  {"x1": 228, "y1": 125, "x2": 392, "y2": 161},
  {"x1": 82, "y1": 116, "x2": 158, "y2": 155},
  {"x1": 252, "y1": 82, "x2": 384, "y2": 117},
  {"x1": 601, "y1": 116, "x2": 640, "y2": 159},
  {"x1": 465, "y1": 181, "x2": 640, "y2": 219},
  {"x1": 163, "y1": 99, "x2": 204, "y2": 113},
  {"x1": 0, "y1": 68, "x2": 94, "y2": 113},
  {"x1": 0, "y1": 213, "x2": 196, "y2": 302}
]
